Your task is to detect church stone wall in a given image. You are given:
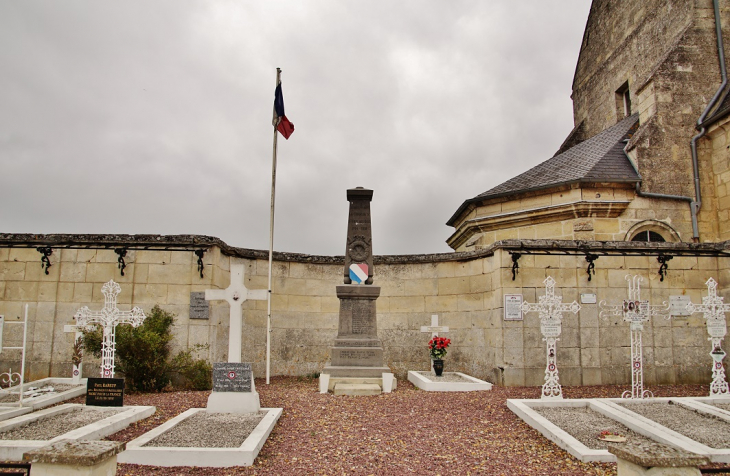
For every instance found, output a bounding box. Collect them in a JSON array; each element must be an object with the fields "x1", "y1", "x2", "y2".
[
  {"x1": 573, "y1": 0, "x2": 730, "y2": 200},
  {"x1": 0, "y1": 236, "x2": 724, "y2": 387}
]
